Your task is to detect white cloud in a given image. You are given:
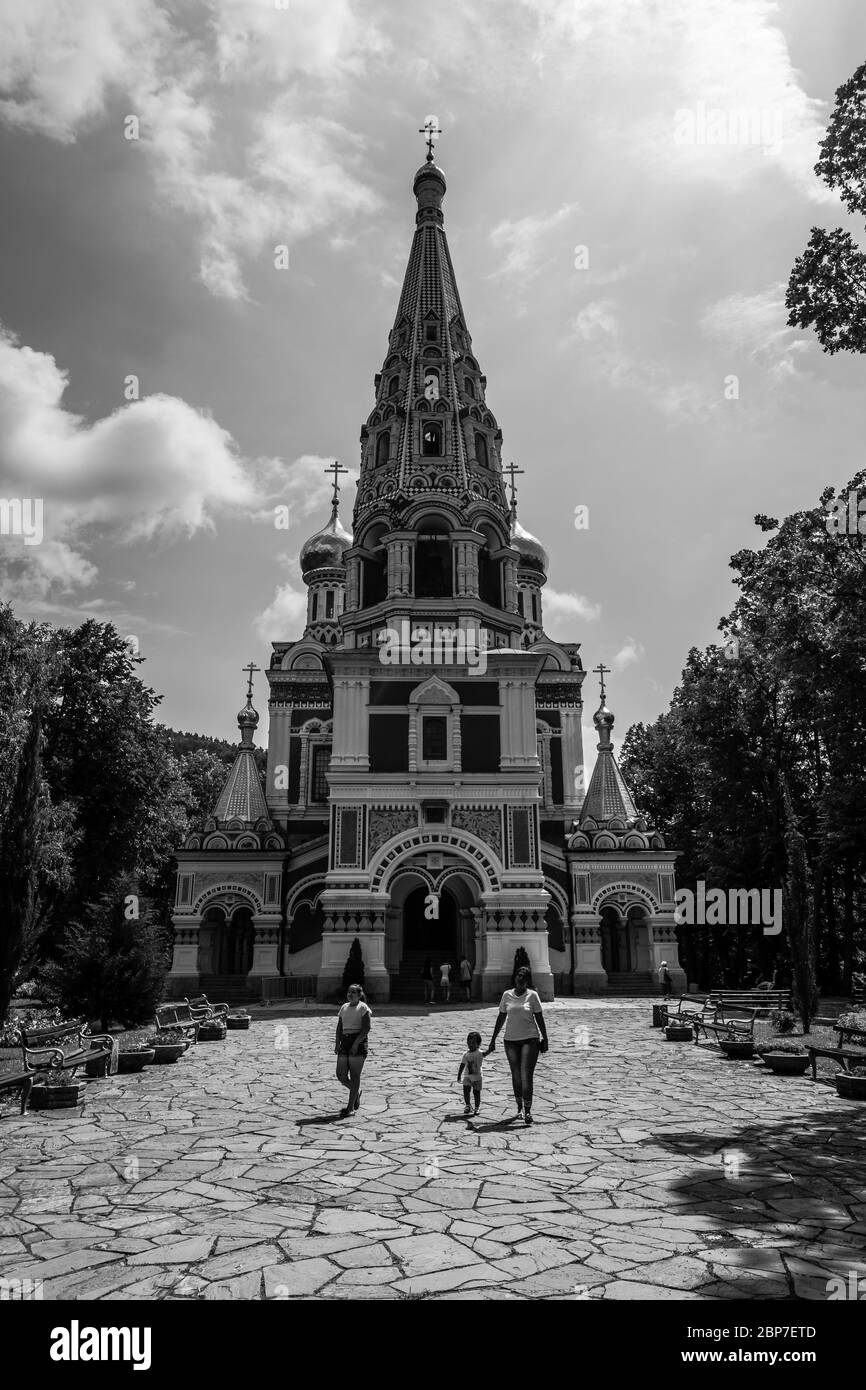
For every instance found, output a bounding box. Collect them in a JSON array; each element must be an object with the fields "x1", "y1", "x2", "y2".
[
  {"x1": 254, "y1": 582, "x2": 307, "y2": 643},
  {"x1": 699, "y1": 285, "x2": 811, "y2": 382},
  {"x1": 544, "y1": 587, "x2": 601, "y2": 629},
  {"x1": 276, "y1": 455, "x2": 359, "y2": 526},
  {"x1": 0, "y1": 326, "x2": 289, "y2": 599},
  {"x1": 0, "y1": 0, "x2": 384, "y2": 299},
  {"x1": 613, "y1": 638, "x2": 645, "y2": 672},
  {"x1": 571, "y1": 300, "x2": 618, "y2": 341},
  {"x1": 489, "y1": 203, "x2": 578, "y2": 281}
]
